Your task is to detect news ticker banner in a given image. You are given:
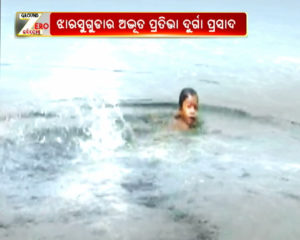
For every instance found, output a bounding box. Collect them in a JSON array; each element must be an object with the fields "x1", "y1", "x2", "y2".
[{"x1": 16, "y1": 12, "x2": 247, "y2": 37}]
